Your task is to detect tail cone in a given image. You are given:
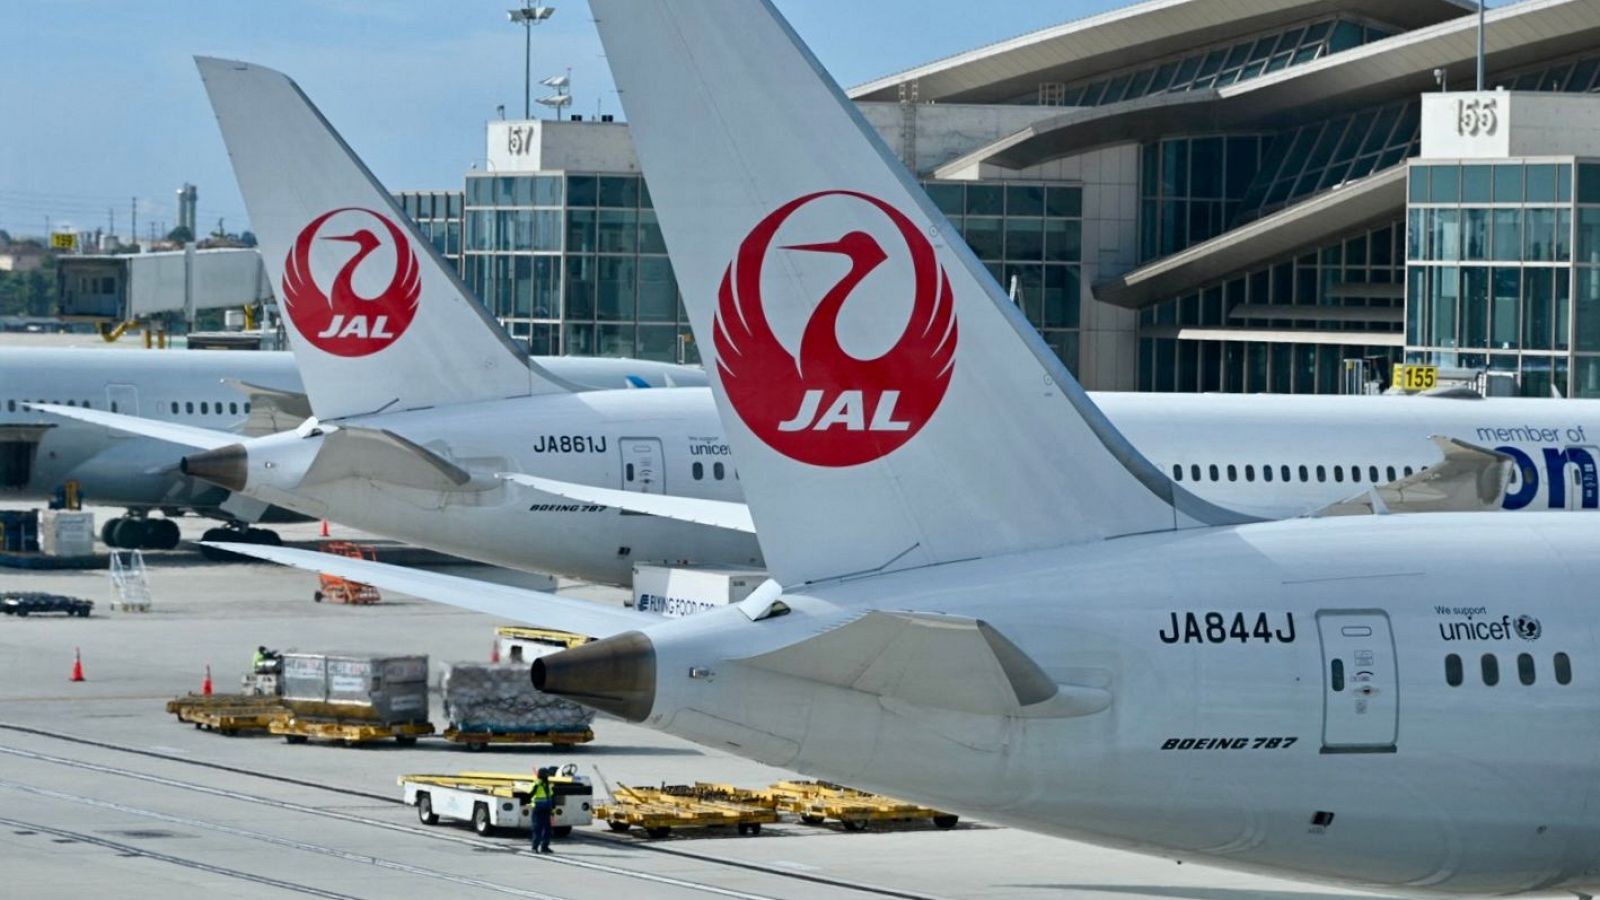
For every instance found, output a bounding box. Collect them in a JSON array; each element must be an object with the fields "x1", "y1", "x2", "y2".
[
  {"x1": 180, "y1": 444, "x2": 248, "y2": 493},
  {"x1": 70, "y1": 647, "x2": 84, "y2": 682},
  {"x1": 531, "y1": 630, "x2": 655, "y2": 722}
]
